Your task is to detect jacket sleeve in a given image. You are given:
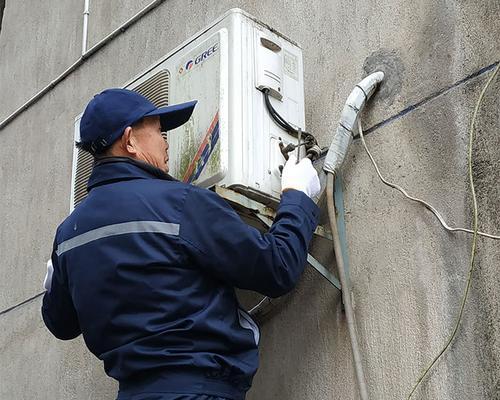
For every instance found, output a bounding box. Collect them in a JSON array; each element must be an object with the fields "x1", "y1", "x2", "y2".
[
  {"x1": 41, "y1": 238, "x2": 81, "y2": 340},
  {"x1": 179, "y1": 187, "x2": 320, "y2": 298}
]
